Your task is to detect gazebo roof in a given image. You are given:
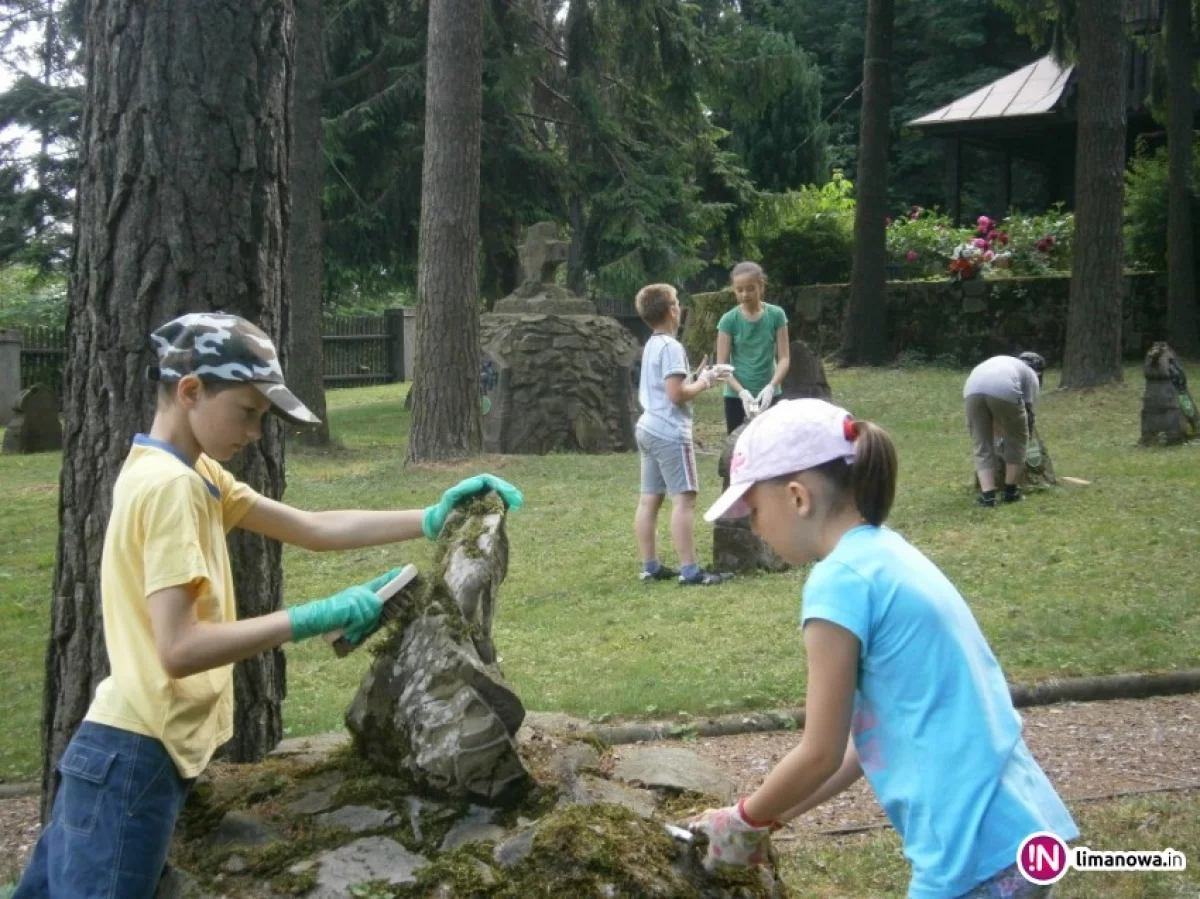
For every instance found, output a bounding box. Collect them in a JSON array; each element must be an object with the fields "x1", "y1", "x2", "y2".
[{"x1": 908, "y1": 55, "x2": 1072, "y2": 130}]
